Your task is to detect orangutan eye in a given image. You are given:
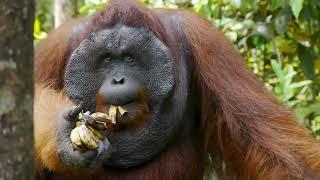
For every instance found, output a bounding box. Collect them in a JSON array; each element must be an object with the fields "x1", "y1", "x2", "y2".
[
  {"x1": 105, "y1": 56, "x2": 112, "y2": 63},
  {"x1": 103, "y1": 53, "x2": 113, "y2": 63},
  {"x1": 124, "y1": 55, "x2": 134, "y2": 63}
]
